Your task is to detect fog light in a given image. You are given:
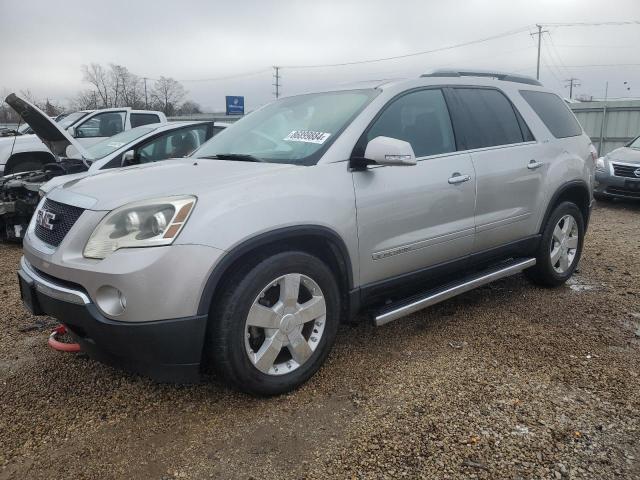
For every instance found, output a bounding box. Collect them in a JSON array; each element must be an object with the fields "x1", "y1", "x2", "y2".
[{"x1": 95, "y1": 286, "x2": 127, "y2": 316}]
